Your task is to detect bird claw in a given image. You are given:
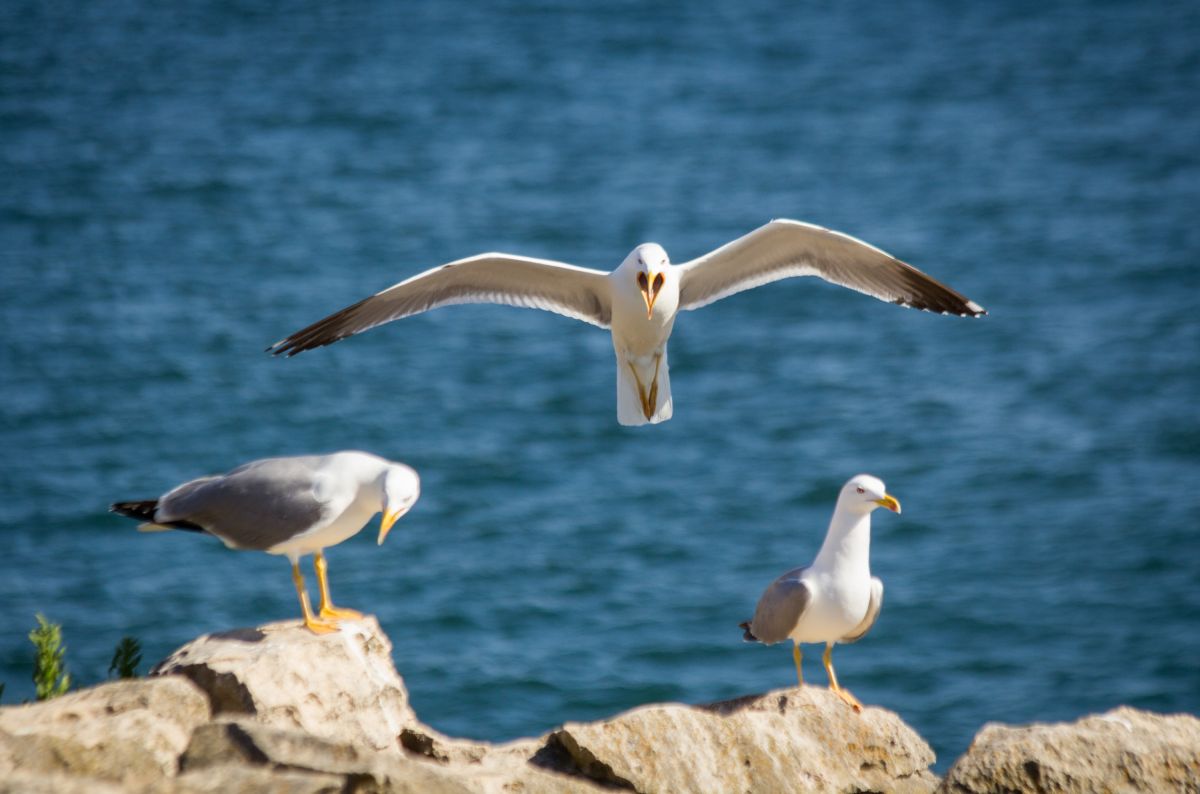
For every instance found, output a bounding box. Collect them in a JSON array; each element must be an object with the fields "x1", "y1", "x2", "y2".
[
  {"x1": 318, "y1": 605, "x2": 364, "y2": 622},
  {"x1": 833, "y1": 686, "x2": 863, "y2": 713},
  {"x1": 303, "y1": 616, "x2": 340, "y2": 635}
]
